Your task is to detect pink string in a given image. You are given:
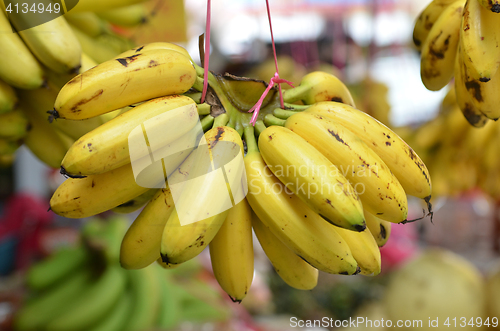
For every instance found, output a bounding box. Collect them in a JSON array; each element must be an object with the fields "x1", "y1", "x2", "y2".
[
  {"x1": 248, "y1": 0, "x2": 293, "y2": 126},
  {"x1": 200, "y1": 0, "x2": 211, "y2": 104},
  {"x1": 248, "y1": 73, "x2": 294, "y2": 126}
]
